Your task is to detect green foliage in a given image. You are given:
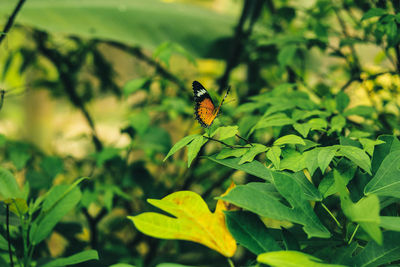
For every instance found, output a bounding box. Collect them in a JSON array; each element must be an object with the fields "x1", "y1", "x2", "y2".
[{"x1": 0, "y1": 0, "x2": 400, "y2": 266}]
